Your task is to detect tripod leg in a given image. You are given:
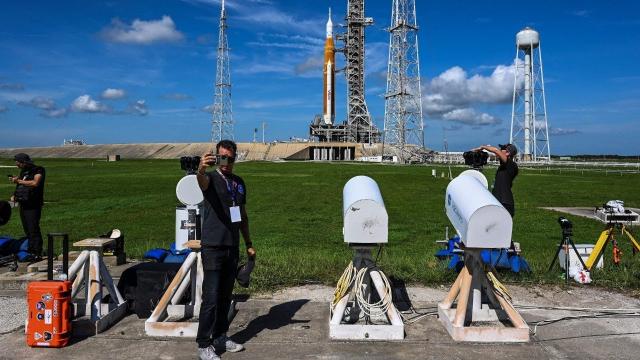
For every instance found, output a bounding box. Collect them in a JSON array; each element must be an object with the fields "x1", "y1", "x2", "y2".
[
  {"x1": 585, "y1": 228, "x2": 612, "y2": 271},
  {"x1": 548, "y1": 239, "x2": 566, "y2": 272}
]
